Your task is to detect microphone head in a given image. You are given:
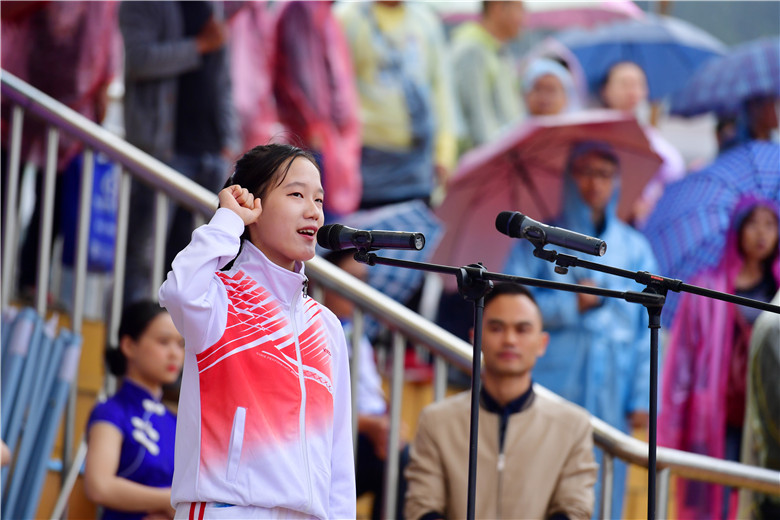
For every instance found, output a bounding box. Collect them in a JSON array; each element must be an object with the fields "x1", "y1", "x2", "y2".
[
  {"x1": 316, "y1": 224, "x2": 342, "y2": 250},
  {"x1": 495, "y1": 211, "x2": 524, "y2": 237}
]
